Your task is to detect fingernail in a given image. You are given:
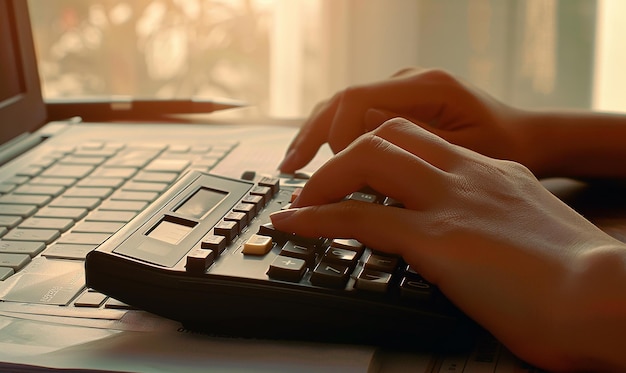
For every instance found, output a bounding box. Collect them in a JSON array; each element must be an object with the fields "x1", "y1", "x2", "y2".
[{"x1": 269, "y1": 208, "x2": 298, "y2": 224}]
